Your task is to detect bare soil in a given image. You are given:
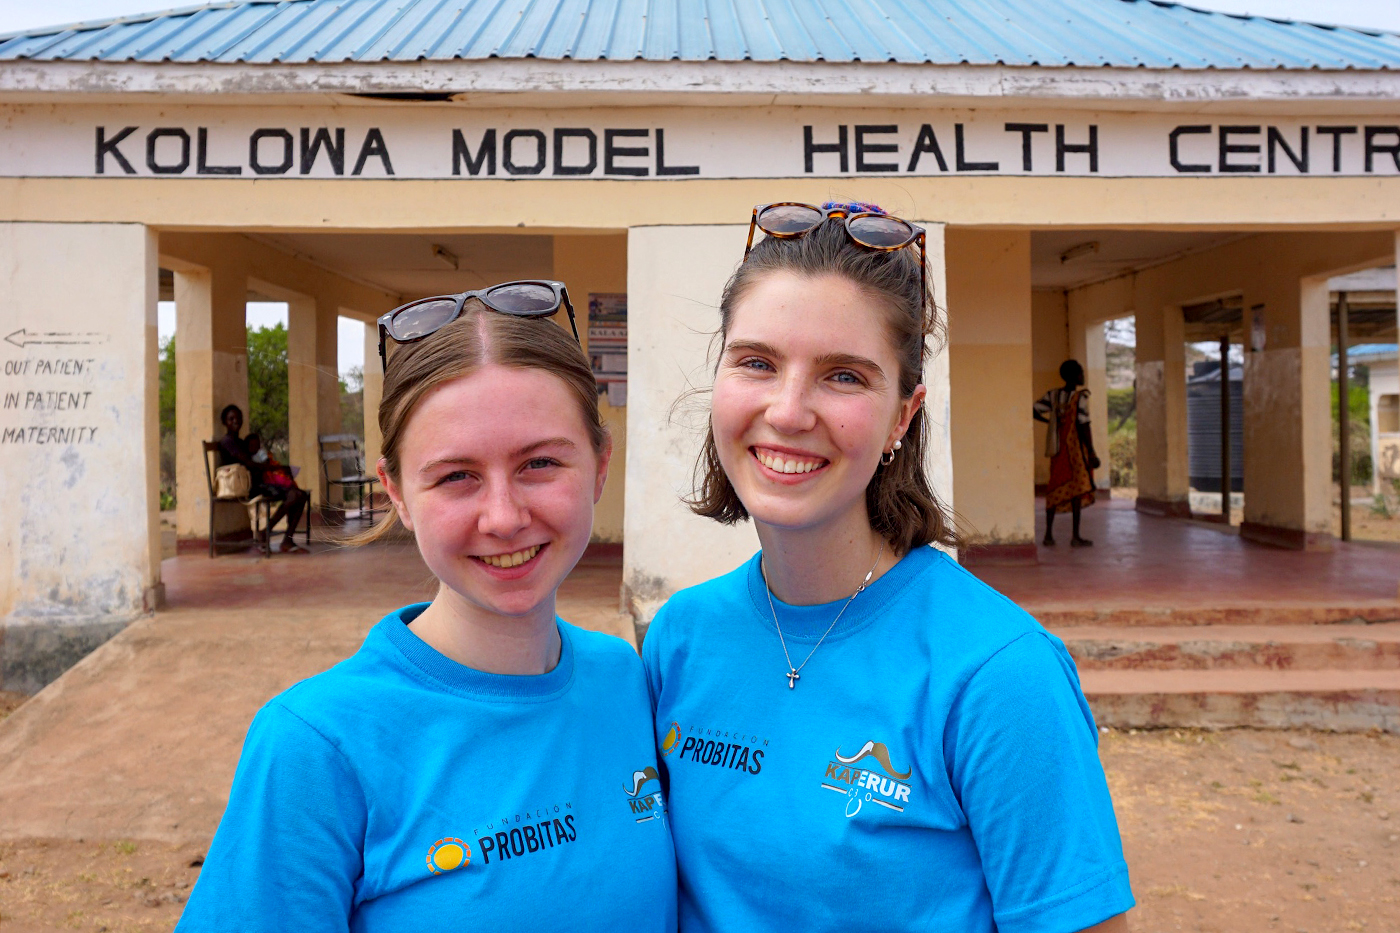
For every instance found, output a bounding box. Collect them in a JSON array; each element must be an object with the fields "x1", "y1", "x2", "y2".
[
  {"x1": 1332, "y1": 502, "x2": 1400, "y2": 545},
  {"x1": 0, "y1": 726, "x2": 1394, "y2": 932}
]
